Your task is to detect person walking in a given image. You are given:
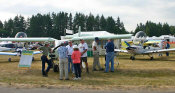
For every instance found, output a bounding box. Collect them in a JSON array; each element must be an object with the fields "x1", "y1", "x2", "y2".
[
  {"x1": 71, "y1": 45, "x2": 81, "y2": 80},
  {"x1": 38, "y1": 41, "x2": 52, "y2": 77},
  {"x1": 78, "y1": 39, "x2": 89, "y2": 73},
  {"x1": 92, "y1": 37, "x2": 103, "y2": 71},
  {"x1": 66, "y1": 41, "x2": 74, "y2": 73},
  {"x1": 105, "y1": 39, "x2": 115, "y2": 73},
  {"x1": 57, "y1": 43, "x2": 69, "y2": 80}
]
